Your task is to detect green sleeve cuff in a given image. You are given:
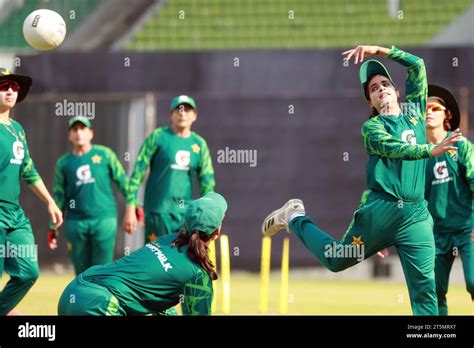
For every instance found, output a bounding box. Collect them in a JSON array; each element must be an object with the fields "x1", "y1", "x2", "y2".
[
  {"x1": 426, "y1": 144, "x2": 435, "y2": 158},
  {"x1": 386, "y1": 45, "x2": 397, "y2": 58}
]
